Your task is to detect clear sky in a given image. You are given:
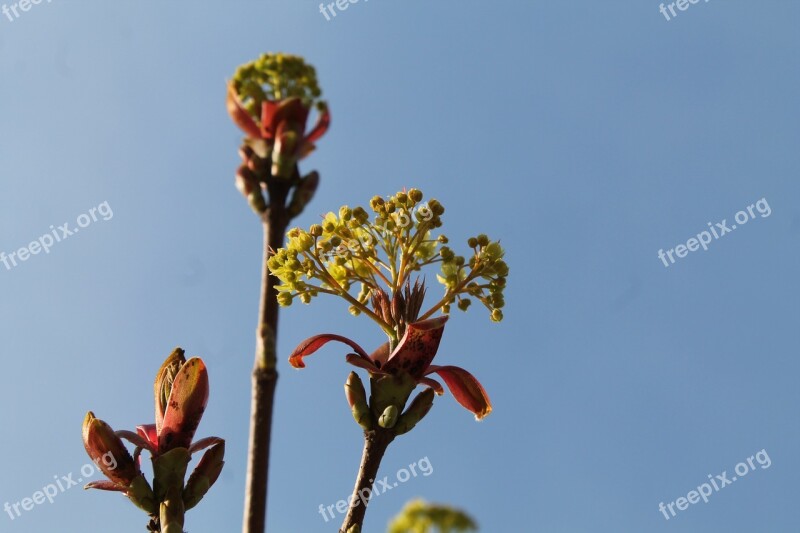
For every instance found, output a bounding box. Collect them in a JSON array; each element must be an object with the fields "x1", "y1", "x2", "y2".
[{"x1": 1, "y1": 1, "x2": 799, "y2": 532}]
